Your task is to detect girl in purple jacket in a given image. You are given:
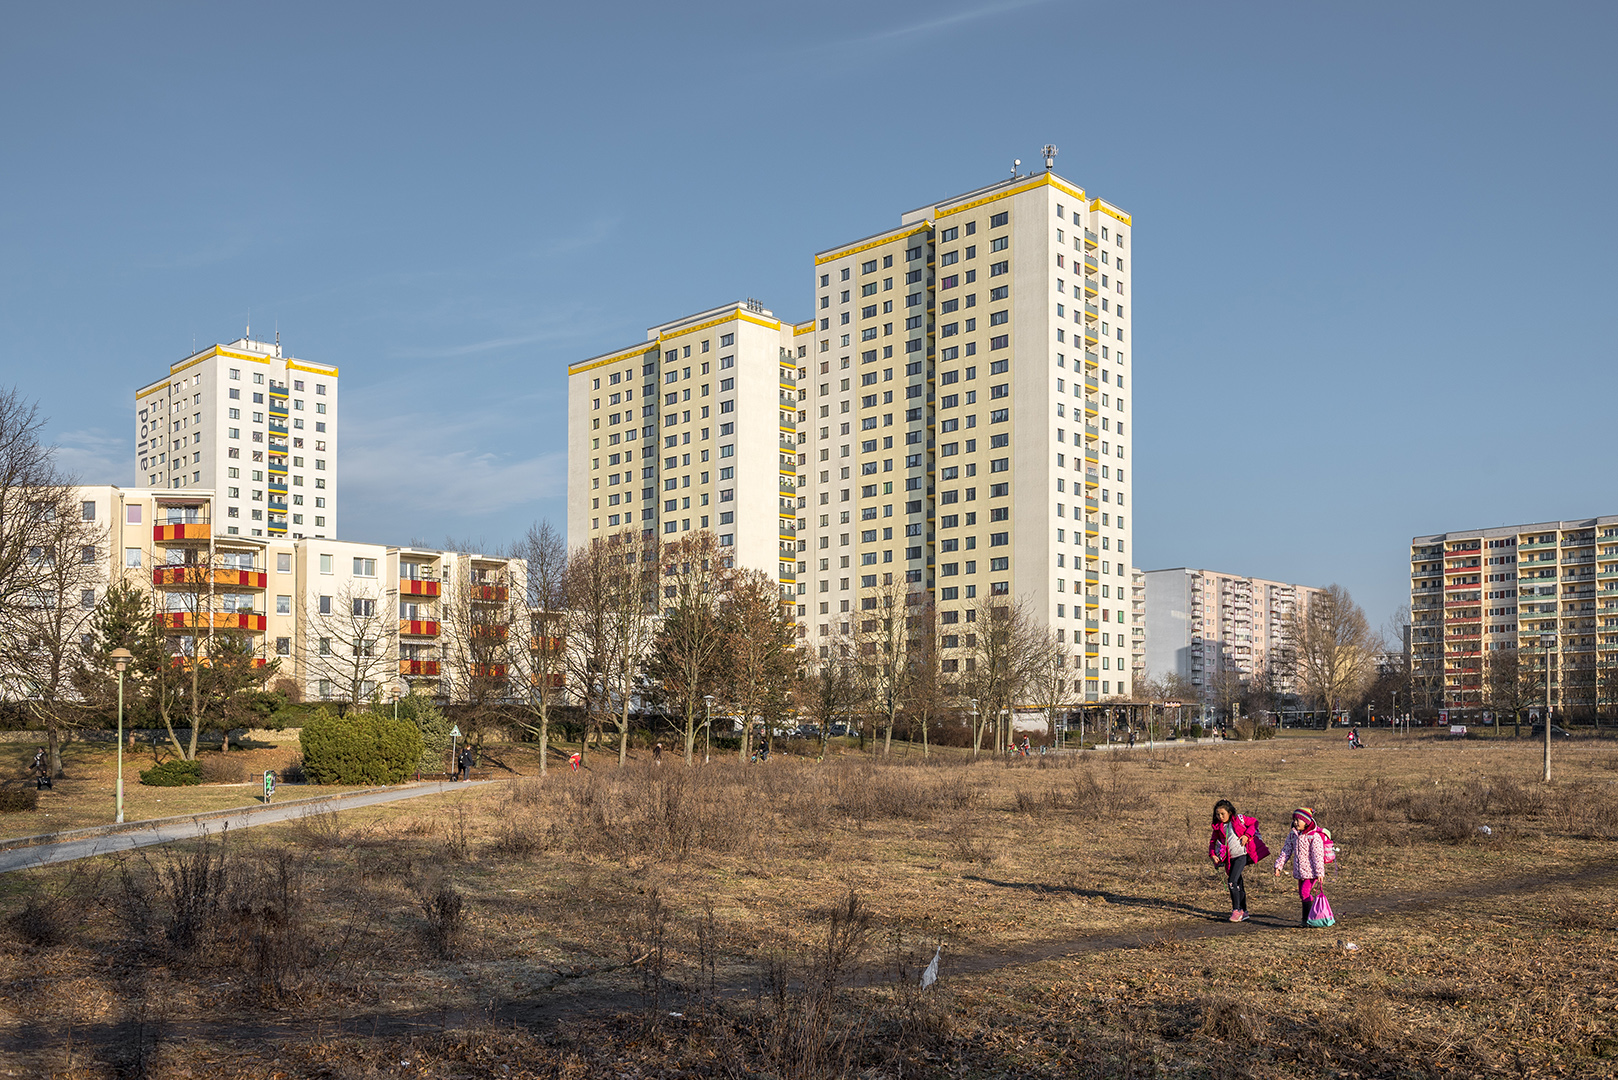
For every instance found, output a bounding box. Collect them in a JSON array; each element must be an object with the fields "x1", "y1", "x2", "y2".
[
  {"x1": 1208, "y1": 799, "x2": 1267, "y2": 922},
  {"x1": 1274, "y1": 806, "x2": 1327, "y2": 926}
]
